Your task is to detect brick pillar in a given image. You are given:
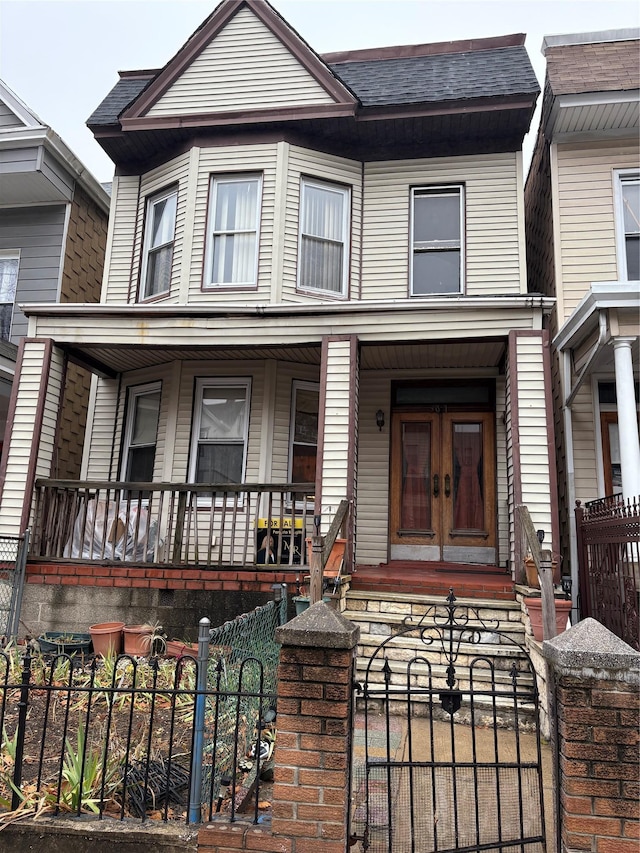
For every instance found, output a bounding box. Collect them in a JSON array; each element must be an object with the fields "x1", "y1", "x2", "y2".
[
  {"x1": 544, "y1": 618, "x2": 640, "y2": 853},
  {"x1": 198, "y1": 602, "x2": 359, "y2": 853},
  {"x1": 272, "y1": 602, "x2": 359, "y2": 852}
]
